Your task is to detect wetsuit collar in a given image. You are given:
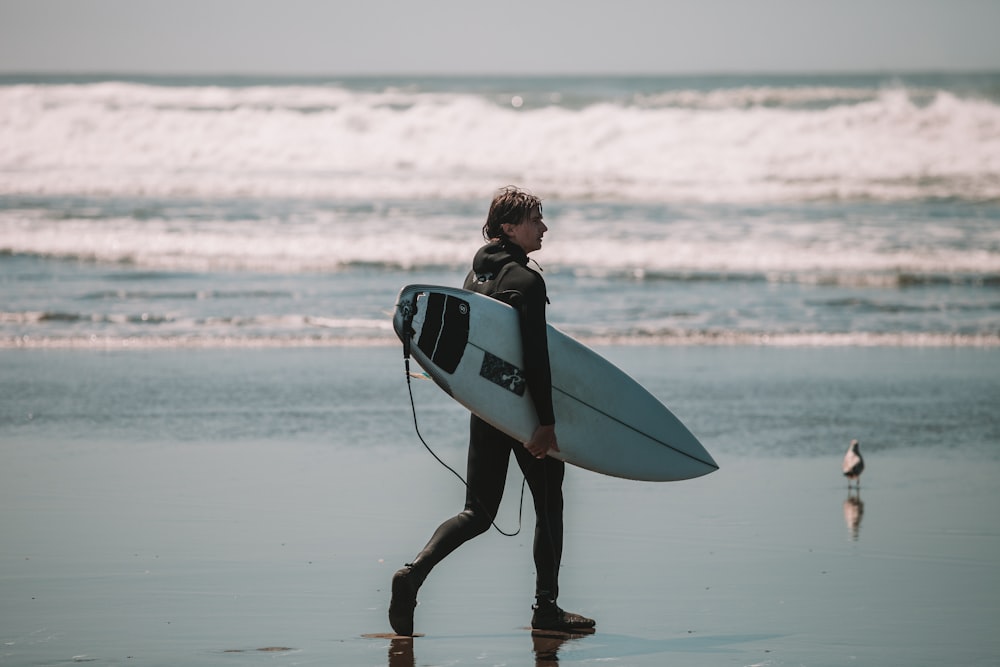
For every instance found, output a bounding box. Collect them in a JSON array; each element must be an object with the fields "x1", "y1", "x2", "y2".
[{"x1": 503, "y1": 239, "x2": 530, "y2": 264}]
